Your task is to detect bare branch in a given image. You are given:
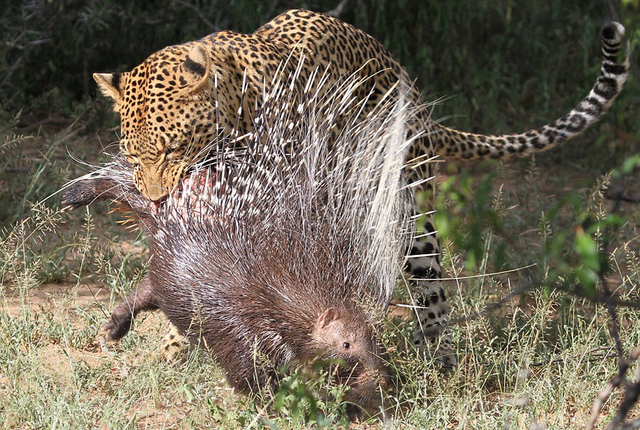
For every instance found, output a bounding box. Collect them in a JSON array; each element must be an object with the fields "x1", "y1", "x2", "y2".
[
  {"x1": 587, "y1": 176, "x2": 640, "y2": 429},
  {"x1": 604, "y1": 185, "x2": 640, "y2": 204},
  {"x1": 173, "y1": 0, "x2": 220, "y2": 32},
  {"x1": 326, "y1": 0, "x2": 349, "y2": 17},
  {"x1": 587, "y1": 375, "x2": 623, "y2": 430}
]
